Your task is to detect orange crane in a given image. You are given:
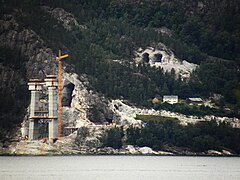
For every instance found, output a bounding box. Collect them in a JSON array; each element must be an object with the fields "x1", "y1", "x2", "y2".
[{"x1": 56, "y1": 50, "x2": 69, "y2": 138}]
